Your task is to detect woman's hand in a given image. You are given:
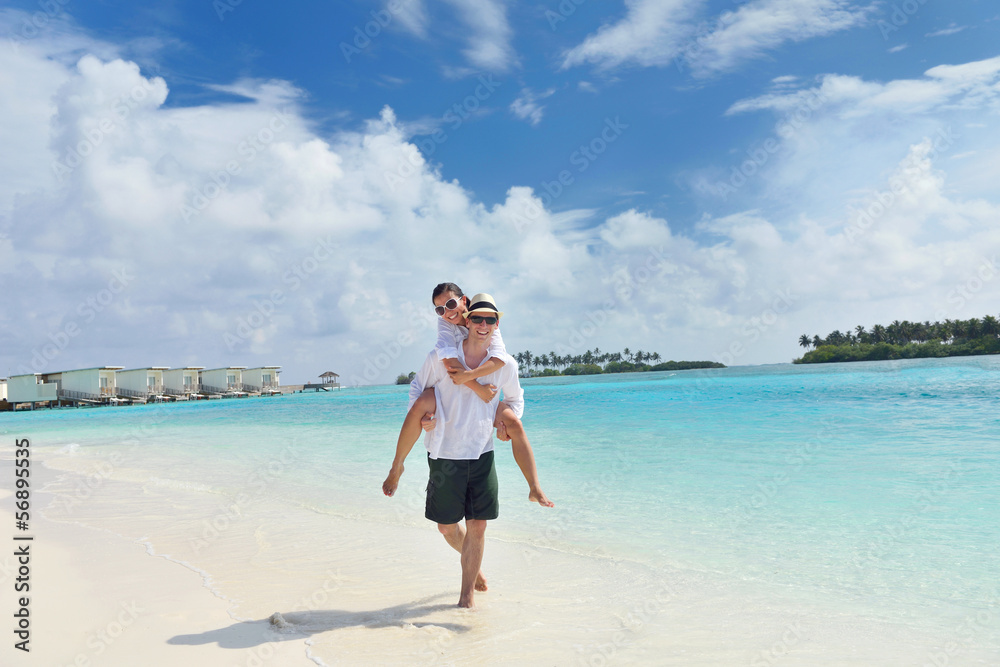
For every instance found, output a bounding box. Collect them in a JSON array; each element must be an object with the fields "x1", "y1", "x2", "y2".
[{"x1": 448, "y1": 368, "x2": 476, "y2": 385}]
